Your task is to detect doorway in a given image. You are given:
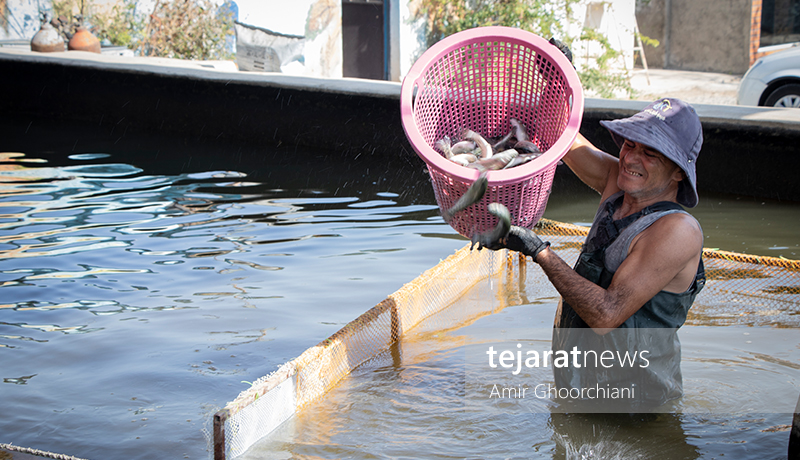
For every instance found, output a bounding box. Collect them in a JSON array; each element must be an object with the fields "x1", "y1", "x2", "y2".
[{"x1": 342, "y1": 0, "x2": 387, "y2": 80}]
